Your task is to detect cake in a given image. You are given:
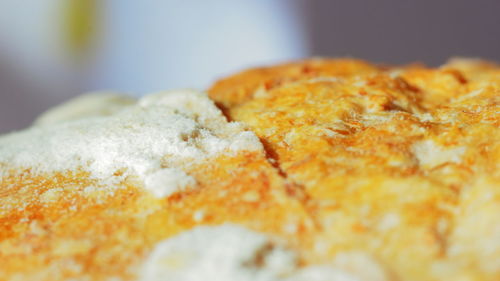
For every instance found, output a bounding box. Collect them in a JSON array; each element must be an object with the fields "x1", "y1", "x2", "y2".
[{"x1": 0, "y1": 58, "x2": 498, "y2": 281}]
